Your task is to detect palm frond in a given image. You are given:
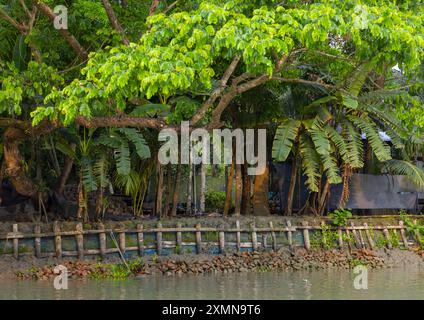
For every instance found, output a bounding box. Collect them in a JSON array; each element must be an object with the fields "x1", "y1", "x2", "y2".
[
  {"x1": 272, "y1": 119, "x2": 301, "y2": 161},
  {"x1": 299, "y1": 135, "x2": 321, "y2": 193},
  {"x1": 343, "y1": 121, "x2": 364, "y2": 168},
  {"x1": 115, "y1": 139, "x2": 131, "y2": 176},
  {"x1": 382, "y1": 160, "x2": 424, "y2": 189},
  {"x1": 118, "y1": 128, "x2": 151, "y2": 159}
]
